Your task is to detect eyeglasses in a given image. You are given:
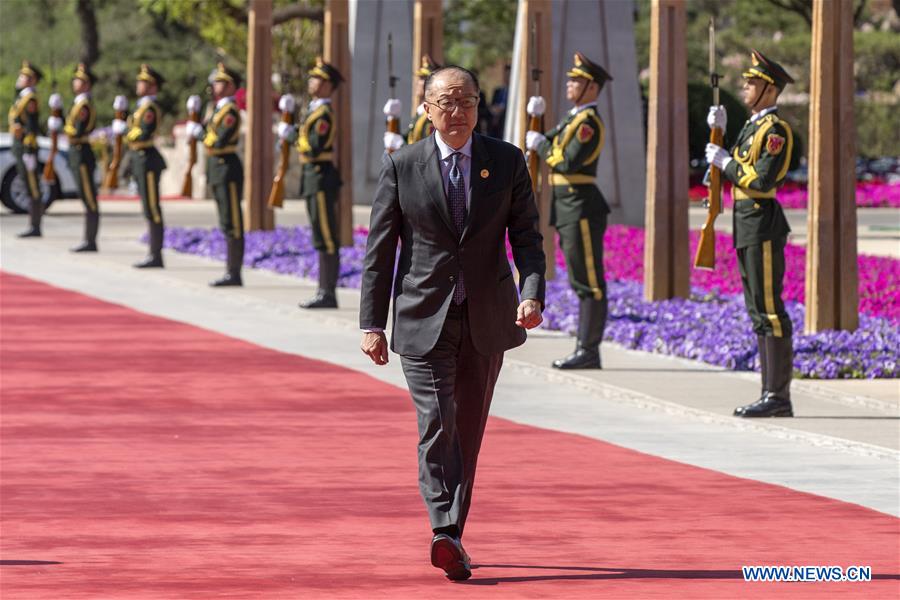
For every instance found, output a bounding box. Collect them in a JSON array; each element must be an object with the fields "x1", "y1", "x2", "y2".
[{"x1": 426, "y1": 96, "x2": 479, "y2": 112}]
